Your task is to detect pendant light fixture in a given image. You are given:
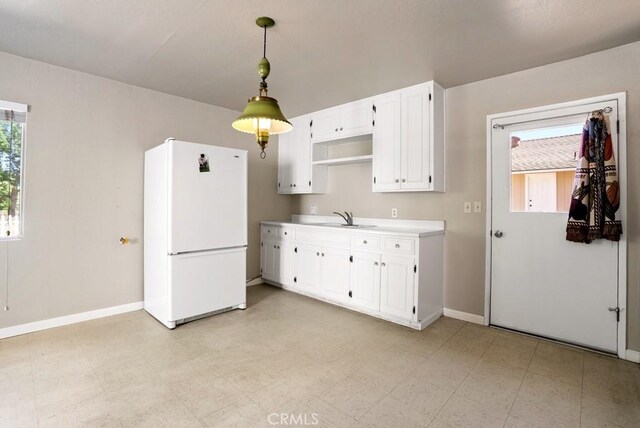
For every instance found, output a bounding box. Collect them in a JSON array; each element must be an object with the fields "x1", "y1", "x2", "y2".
[{"x1": 232, "y1": 17, "x2": 292, "y2": 159}]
